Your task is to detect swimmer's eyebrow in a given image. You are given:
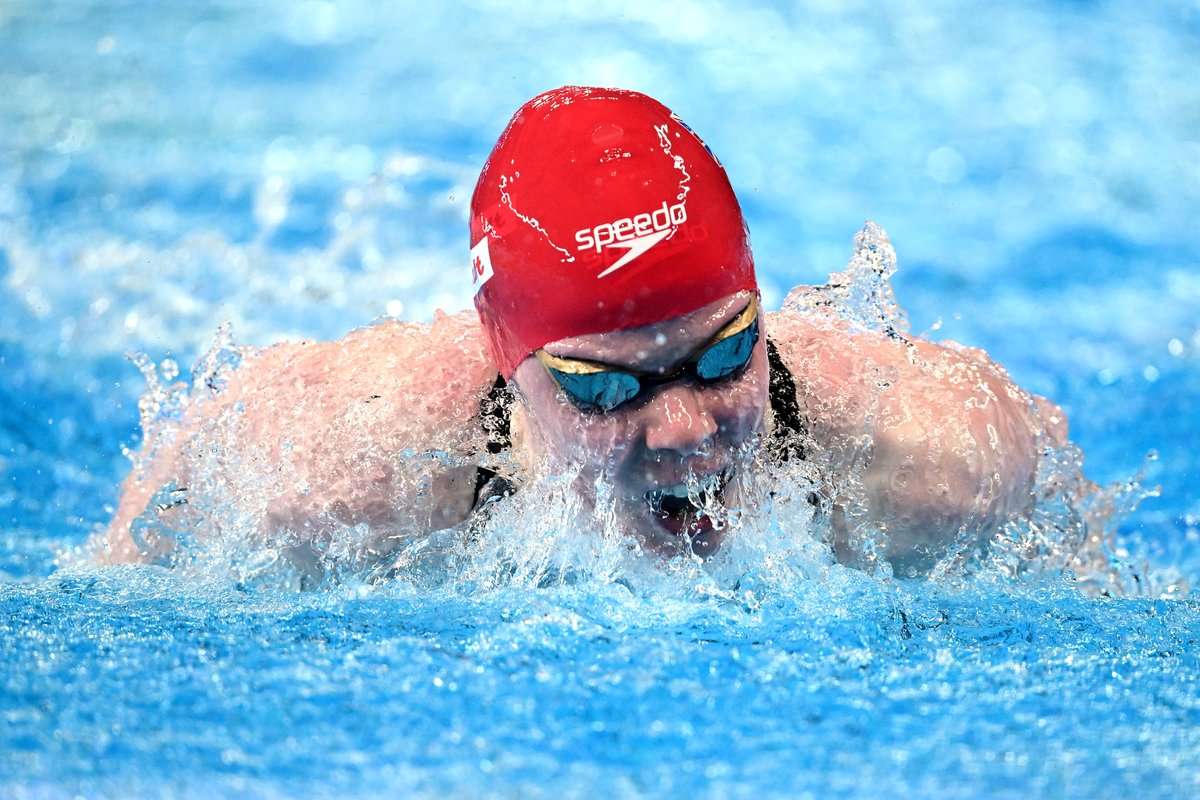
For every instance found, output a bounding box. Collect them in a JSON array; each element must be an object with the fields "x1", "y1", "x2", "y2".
[{"x1": 545, "y1": 296, "x2": 755, "y2": 370}]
